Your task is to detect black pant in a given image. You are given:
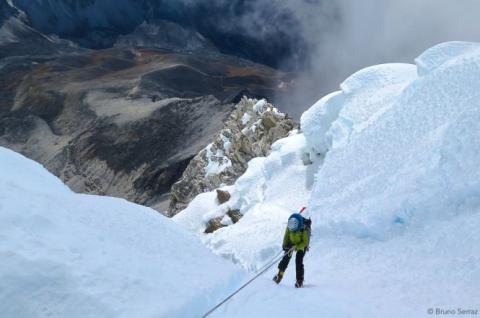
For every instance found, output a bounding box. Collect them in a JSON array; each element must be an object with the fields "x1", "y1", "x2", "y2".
[{"x1": 278, "y1": 250, "x2": 305, "y2": 281}]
